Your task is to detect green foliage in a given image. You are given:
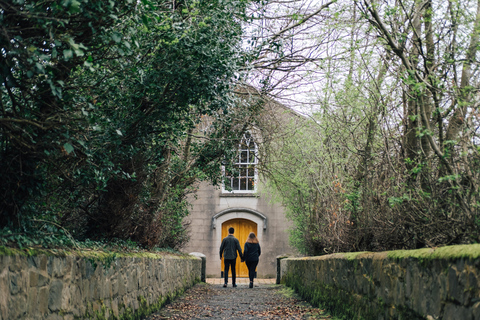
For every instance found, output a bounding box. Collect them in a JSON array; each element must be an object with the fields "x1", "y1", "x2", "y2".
[
  {"x1": 0, "y1": 226, "x2": 77, "y2": 250},
  {"x1": 0, "y1": 224, "x2": 188, "y2": 257},
  {"x1": 1, "y1": 0, "x2": 256, "y2": 249}
]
